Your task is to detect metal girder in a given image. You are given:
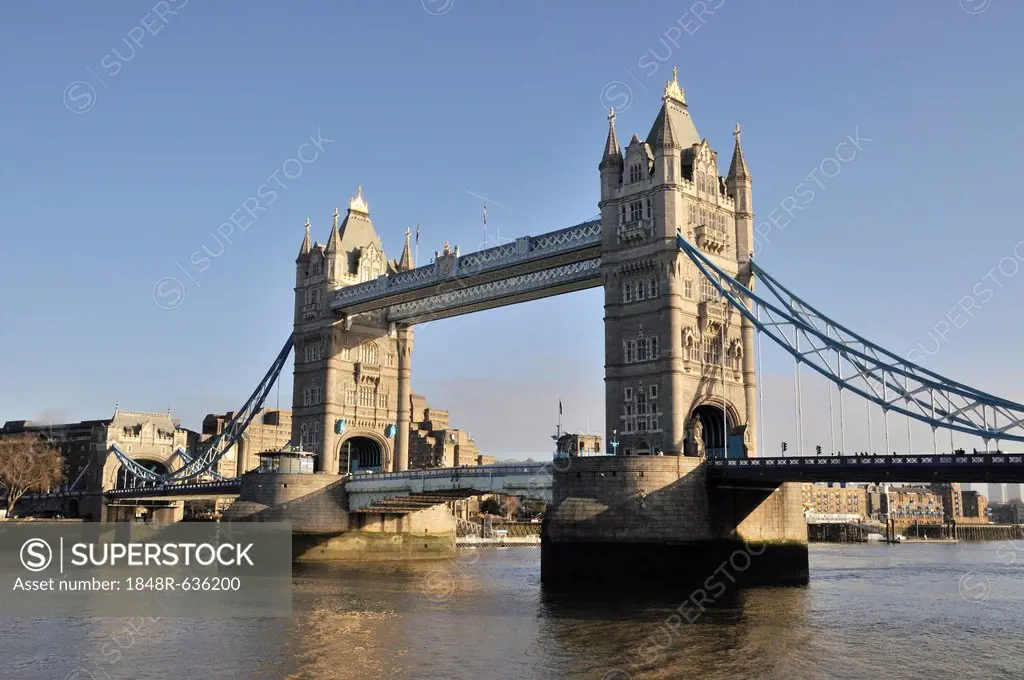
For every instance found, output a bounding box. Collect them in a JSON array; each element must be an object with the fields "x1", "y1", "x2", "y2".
[
  {"x1": 110, "y1": 337, "x2": 294, "y2": 484},
  {"x1": 385, "y1": 257, "x2": 601, "y2": 323},
  {"x1": 332, "y1": 219, "x2": 601, "y2": 314},
  {"x1": 677, "y1": 234, "x2": 1024, "y2": 444}
]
